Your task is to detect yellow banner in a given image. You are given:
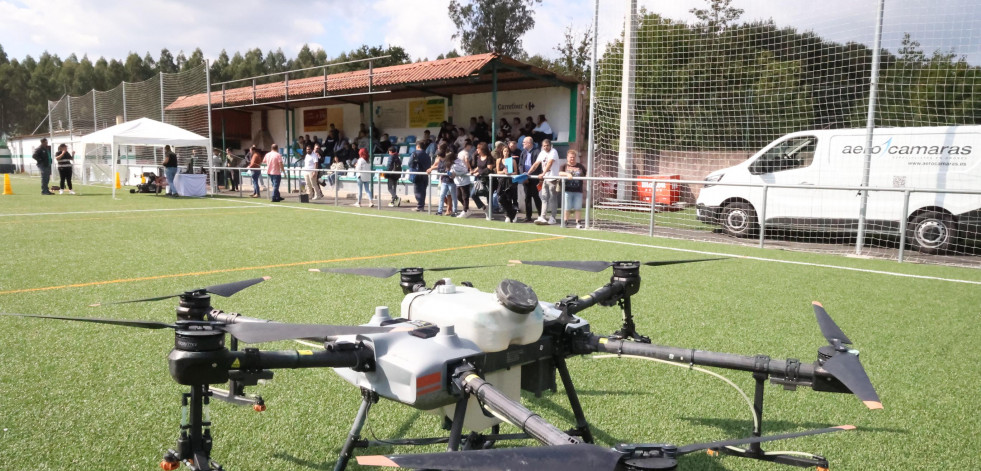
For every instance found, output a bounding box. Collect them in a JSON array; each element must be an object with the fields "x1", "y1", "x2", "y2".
[{"x1": 408, "y1": 99, "x2": 446, "y2": 128}]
